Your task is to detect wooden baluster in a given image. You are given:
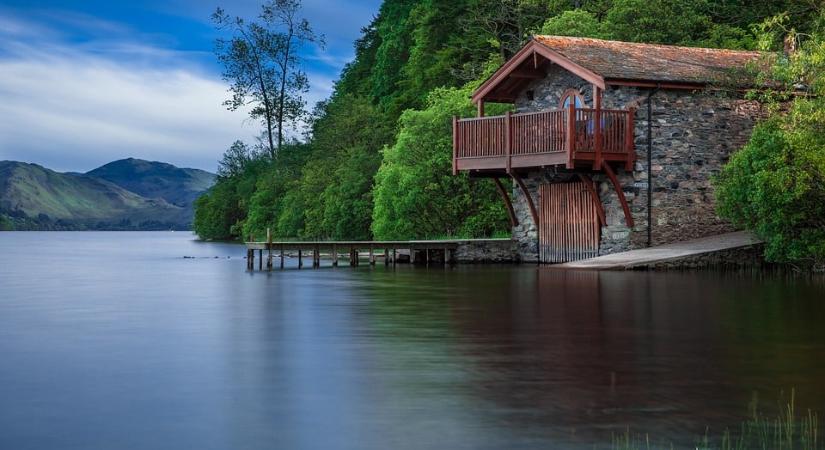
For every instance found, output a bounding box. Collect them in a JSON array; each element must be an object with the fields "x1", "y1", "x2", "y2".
[
  {"x1": 505, "y1": 111, "x2": 512, "y2": 173},
  {"x1": 566, "y1": 103, "x2": 576, "y2": 169}
]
